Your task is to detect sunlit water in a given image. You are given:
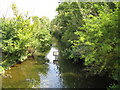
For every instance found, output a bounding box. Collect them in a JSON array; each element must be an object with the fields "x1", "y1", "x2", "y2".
[
  {"x1": 39, "y1": 47, "x2": 63, "y2": 88},
  {"x1": 2, "y1": 47, "x2": 113, "y2": 88},
  {"x1": 46, "y1": 47, "x2": 58, "y2": 63},
  {"x1": 2, "y1": 47, "x2": 64, "y2": 88}
]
